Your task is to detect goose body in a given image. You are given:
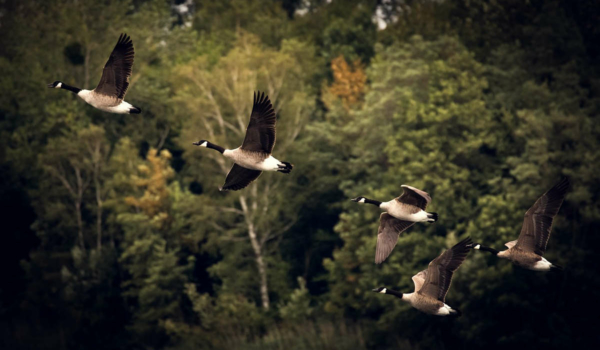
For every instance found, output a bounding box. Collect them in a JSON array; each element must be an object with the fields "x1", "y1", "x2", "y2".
[
  {"x1": 471, "y1": 177, "x2": 569, "y2": 271},
  {"x1": 194, "y1": 92, "x2": 293, "y2": 191},
  {"x1": 373, "y1": 237, "x2": 472, "y2": 316},
  {"x1": 222, "y1": 148, "x2": 284, "y2": 172},
  {"x1": 380, "y1": 200, "x2": 431, "y2": 222},
  {"x1": 77, "y1": 89, "x2": 138, "y2": 114},
  {"x1": 48, "y1": 33, "x2": 141, "y2": 114},
  {"x1": 397, "y1": 293, "x2": 454, "y2": 316},
  {"x1": 351, "y1": 185, "x2": 438, "y2": 263}
]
